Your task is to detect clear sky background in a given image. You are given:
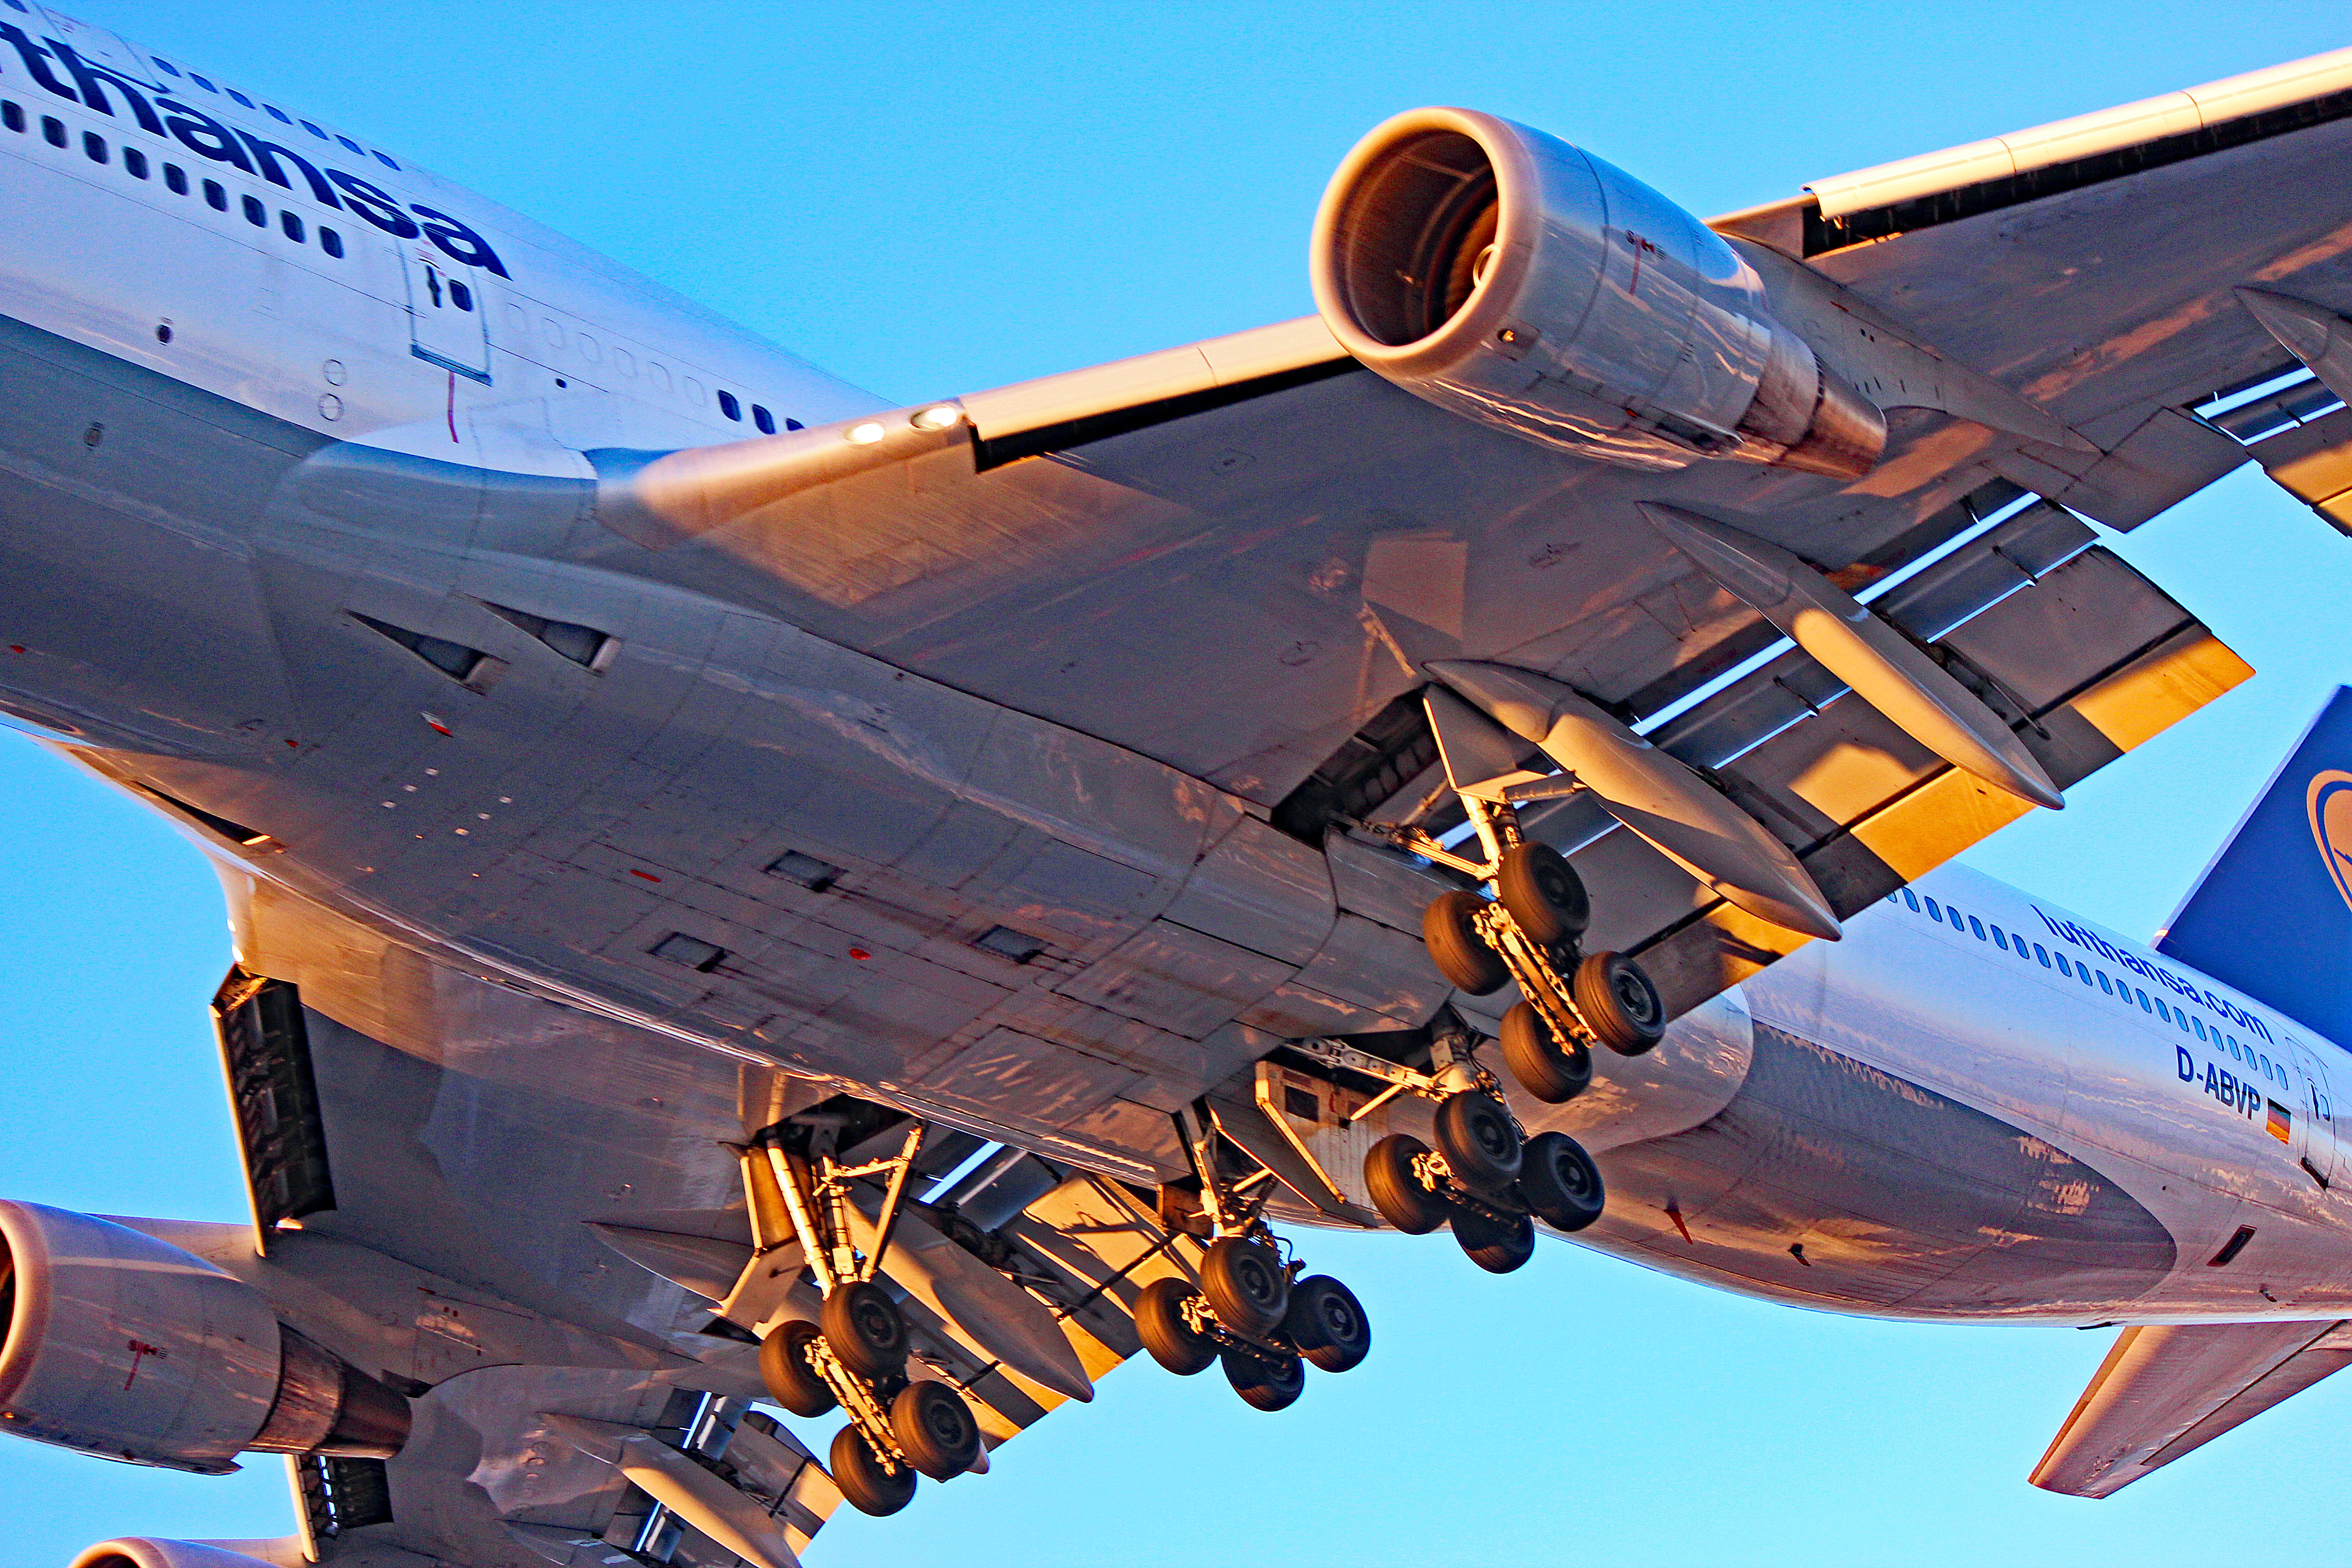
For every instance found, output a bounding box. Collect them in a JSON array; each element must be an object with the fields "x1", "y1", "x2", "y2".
[{"x1": 4, "y1": 2, "x2": 2351, "y2": 1564}]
